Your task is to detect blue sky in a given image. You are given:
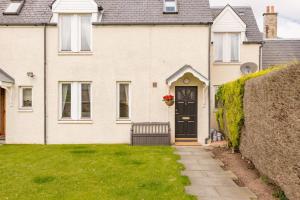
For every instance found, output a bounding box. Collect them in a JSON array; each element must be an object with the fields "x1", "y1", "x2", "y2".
[{"x1": 210, "y1": 0, "x2": 300, "y2": 38}]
